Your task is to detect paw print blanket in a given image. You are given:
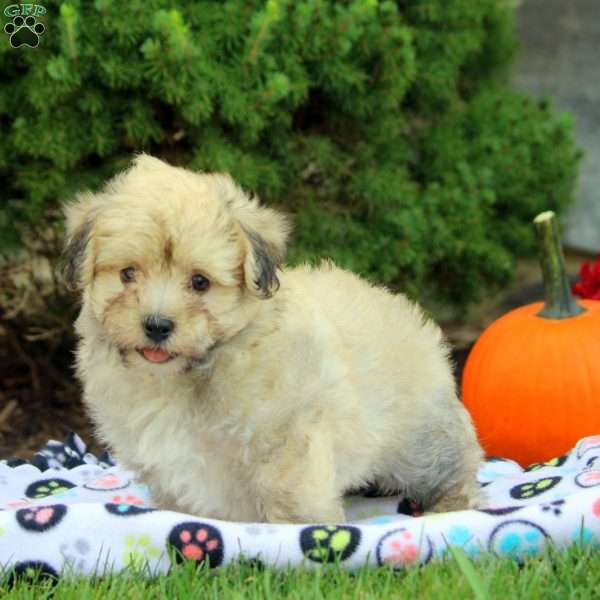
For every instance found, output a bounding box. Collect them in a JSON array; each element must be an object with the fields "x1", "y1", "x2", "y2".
[{"x1": 1, "y1": 433, "x2": 600, "y2": 578}]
